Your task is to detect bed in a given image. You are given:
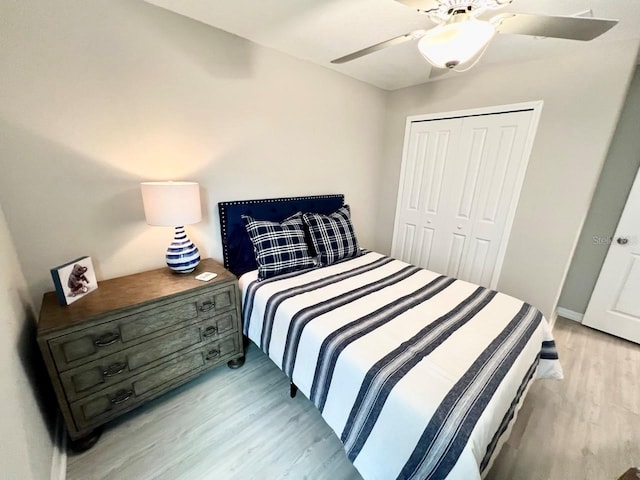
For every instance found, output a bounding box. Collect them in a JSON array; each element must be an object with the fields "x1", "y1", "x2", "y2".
[{"x1": 219, "y1": 194, "x2": 562, "y2": 480}]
